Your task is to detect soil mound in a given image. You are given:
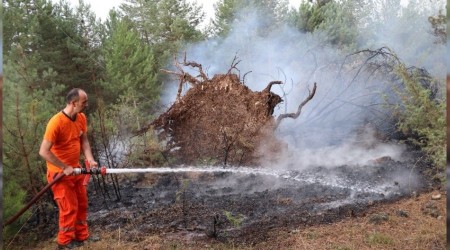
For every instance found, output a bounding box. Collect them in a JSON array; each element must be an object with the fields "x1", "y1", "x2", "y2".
[
  {"x1": 151, "y1": 73, "x2": 284, "y2": 165},
  {"x1": 146, "y1": 58, "x2": 316, "y2": 166}
]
